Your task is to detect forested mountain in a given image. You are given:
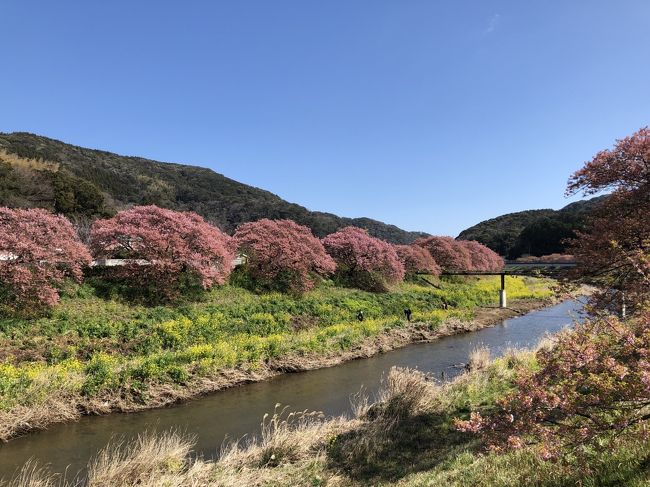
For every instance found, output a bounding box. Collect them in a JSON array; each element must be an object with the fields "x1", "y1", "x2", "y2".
[
  {"x1": 0, "y1": 132, "x2": 427, "y2": 243},
  {"x1": 457, "y1": 196, "x2": 606, "y2": 258}
]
